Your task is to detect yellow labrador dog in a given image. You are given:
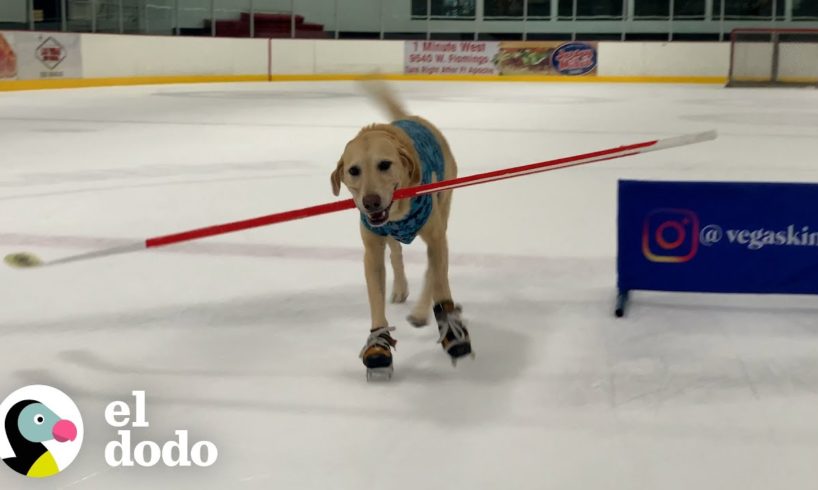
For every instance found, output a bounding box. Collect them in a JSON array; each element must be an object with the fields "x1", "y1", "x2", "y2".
[{"x1": 330, "y1": 82, "x2": 473, "y2": 380}]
